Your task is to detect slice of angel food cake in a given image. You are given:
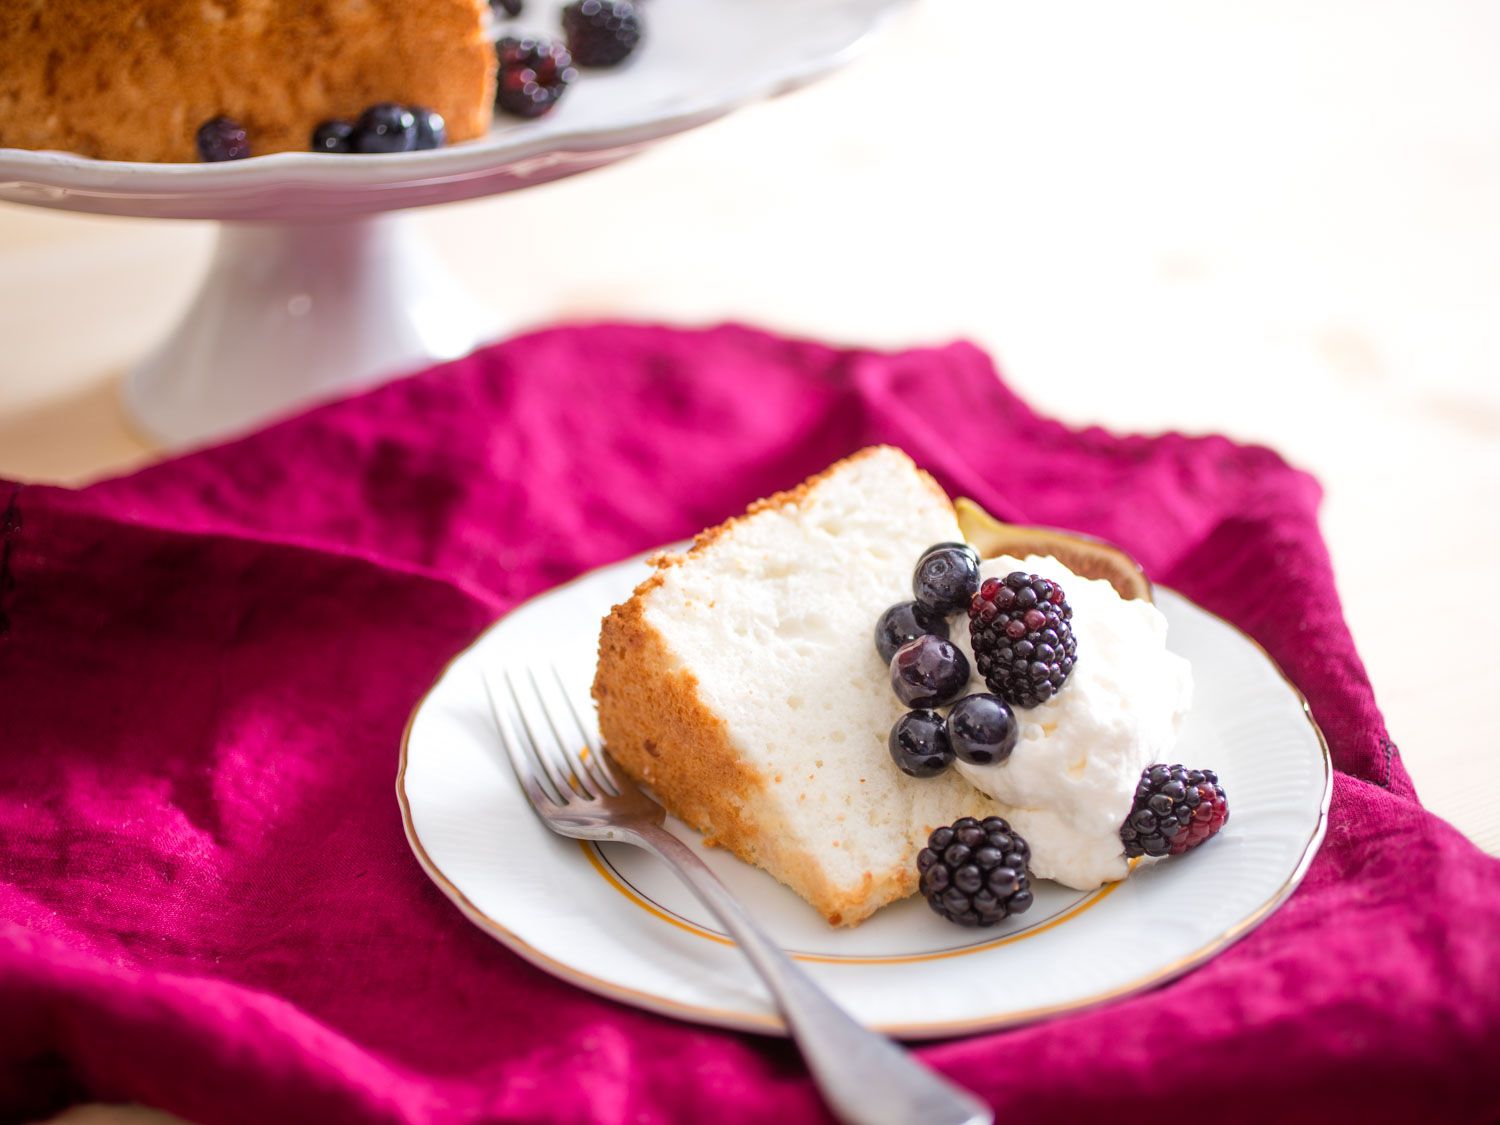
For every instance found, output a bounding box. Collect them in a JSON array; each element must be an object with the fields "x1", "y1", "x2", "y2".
[{"x1": 592, "y1": 447, "x2": 1226, "y2": 928}]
